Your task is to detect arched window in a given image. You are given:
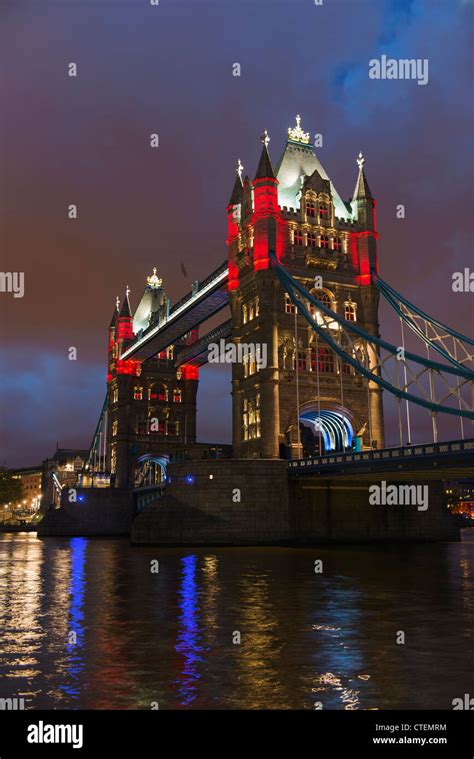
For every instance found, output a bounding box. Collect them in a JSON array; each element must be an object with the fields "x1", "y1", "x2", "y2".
[
  {"x1": 306, "y1": 198, "x2": 316, "y2": 218},
  {"x1": 315, "y1": 291, "x2": 332, "y2": 310},
  {"x1": 133, "y1": 386, "x2": 143, "y2": 400},
  {"x1": 285, "y1": 293, "x2": 296, "y2": 314},
  {"x1": 319, "y1": 203, "x2": 329, "y2": 222},
  {"x1": 307, "y1": 232, "x2": 317, "y2": 247},
  {"x1": 173, "y1": 388, "x2": 182, "y2": 403},
  {"x1": 294, "y1": 228, "x2": 304, "y2": 246},
  {"x1": 311, "y1": 346, "x2": 334, "y2": 373},
  {"x1": 344, "y1": 303, "x2": 356, "y2": 322},
  {"x1": 149, "y1": 383, "x2": 167, "y2": 401}
]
